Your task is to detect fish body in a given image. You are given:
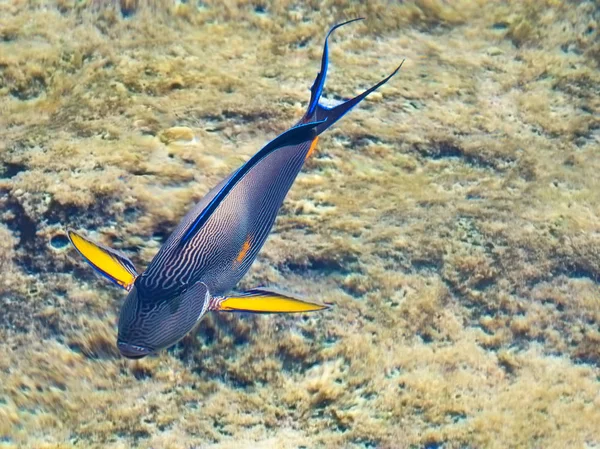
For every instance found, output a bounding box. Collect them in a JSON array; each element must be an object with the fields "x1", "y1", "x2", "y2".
[{"x1": 68, "y1": 19, "x2": 402, "y2": 359}]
